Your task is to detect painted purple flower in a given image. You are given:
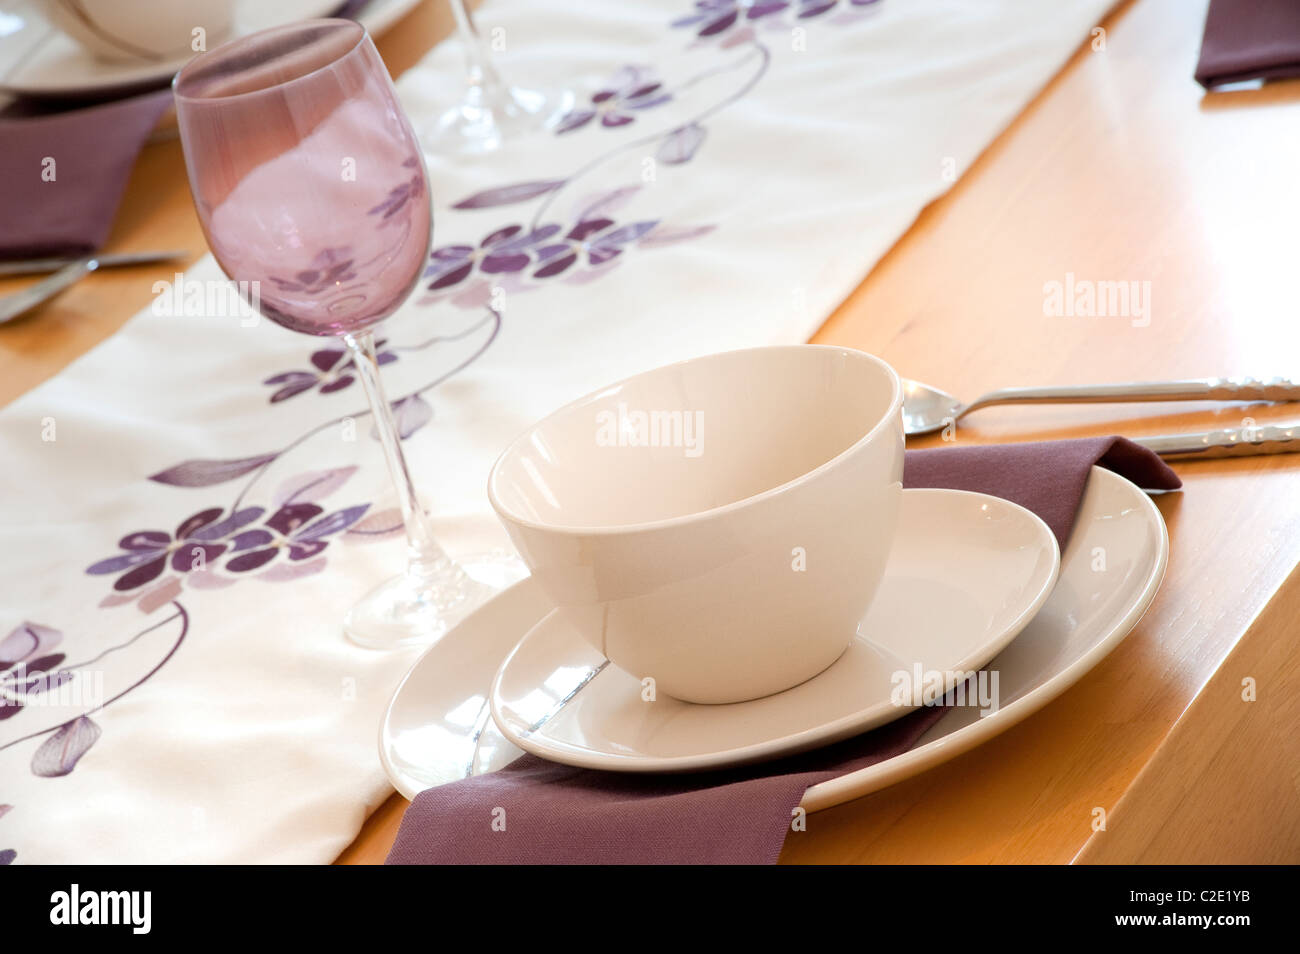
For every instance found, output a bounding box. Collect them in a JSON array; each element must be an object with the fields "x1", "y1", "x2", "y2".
[
  {"x1": 672, "y1": 0, "x2": 788, "y2": 36},
  {"x1": 671, "y1": 0, "x2": 877, "y2": 35},
  {"x1": 223, "y1": 502, "x2": 369, "y2": 574},
  {"x1": 0, "y1": 805, "x2": 12, "y2": 864},
  {"x1": 86, "y1": 507, "x2": 265, "y2": 591},
  {"x1": 368, "y1": 163, "x2": 426, "y2": 221},
  {"x1": 795, "y1": 0, "x2": 844, "y2": 18},
  {"x1": 268, "y1": 247, "x2": 357, "y2": 296},
  {"x1": 262, "y1": 339, "x2": 397, "y2": 403},
  {"x1": 0, "y1": 623, "x2": 66, "y2": 723},
  {"x1": 556, "y1": 66, "x2": 672, "y2": 134},
  {"x1": 532, "y1": 218, "x2": 660, "y2": 278},
  {"x1": 425, "y1": 225, "x2": 561, "y2": 290},
  {"x1": 0, "y1": 622, "x2": 61, "y2": 670}
]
